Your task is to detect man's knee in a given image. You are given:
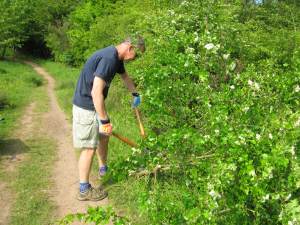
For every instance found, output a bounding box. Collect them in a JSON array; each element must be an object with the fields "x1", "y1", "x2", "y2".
[{"x1": 81, "y1": 148, "x2": 95, "y2": 157}]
